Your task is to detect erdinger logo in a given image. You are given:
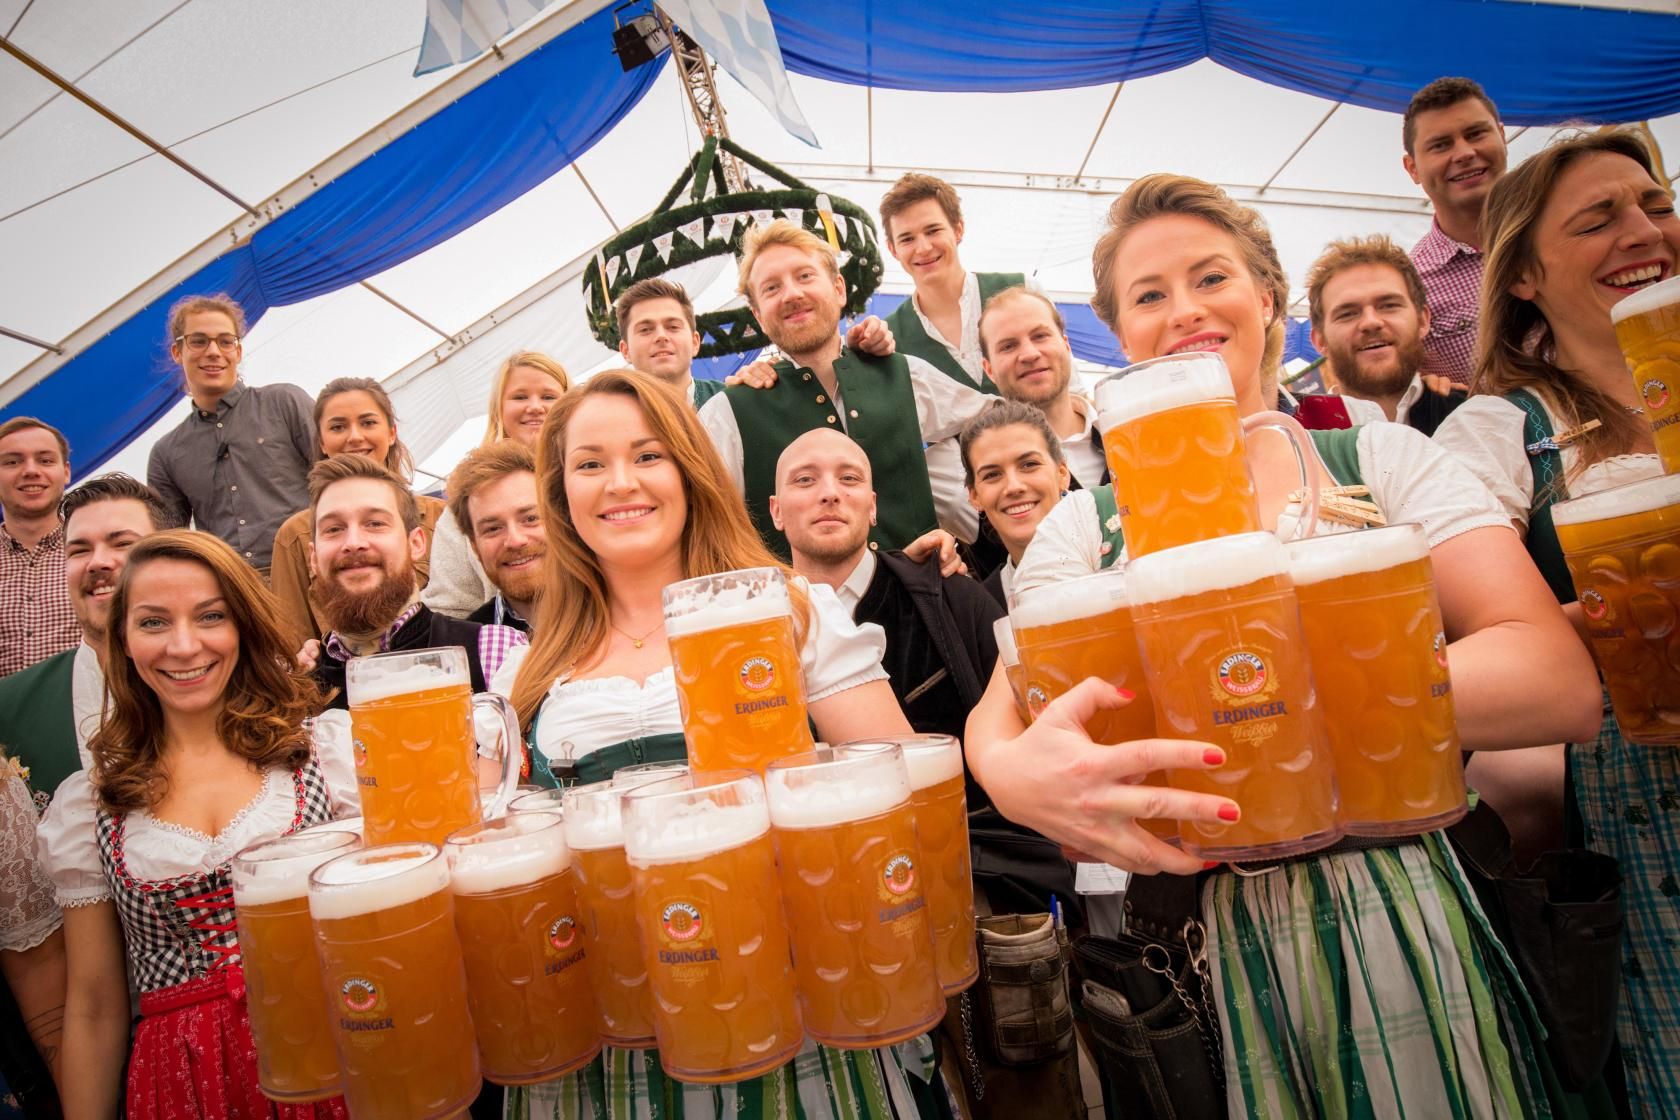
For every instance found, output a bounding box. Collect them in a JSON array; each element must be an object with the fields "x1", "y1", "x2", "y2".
[
  {"x1": 882, "y1": 854, "x2": 916, "y2": 896},
  {"x1": 1025, "y1": 684, "x2": 1050, "y2": 717},
  {"x1": 340, "y1": 977, "x2": 379, "y2": 1013},
  {"x1": 1644, "y1": 378, "x2": 1670, "y2": 411},
  {"x1": 1216, "y1": 652, "x2": 1267, "y2": 697},
  {"x1": 1433, "y1": 632, "x2": 1449, "y2": 669},
  {"x1": 662, "y1": 901, "x2": 703, "y2": 942},
  {"x1": 738, "y1": 656, "x2": 776, "y2": 692},
  {"x1": 1581, "y1": 588, "x2": 1609, "y2": 621},
  {"x1": 548, "y1": 915, "x2": 578, "y2": 951},
  {"x1": 352, "y1": 737, "x2": 368, "y2": 769}
]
